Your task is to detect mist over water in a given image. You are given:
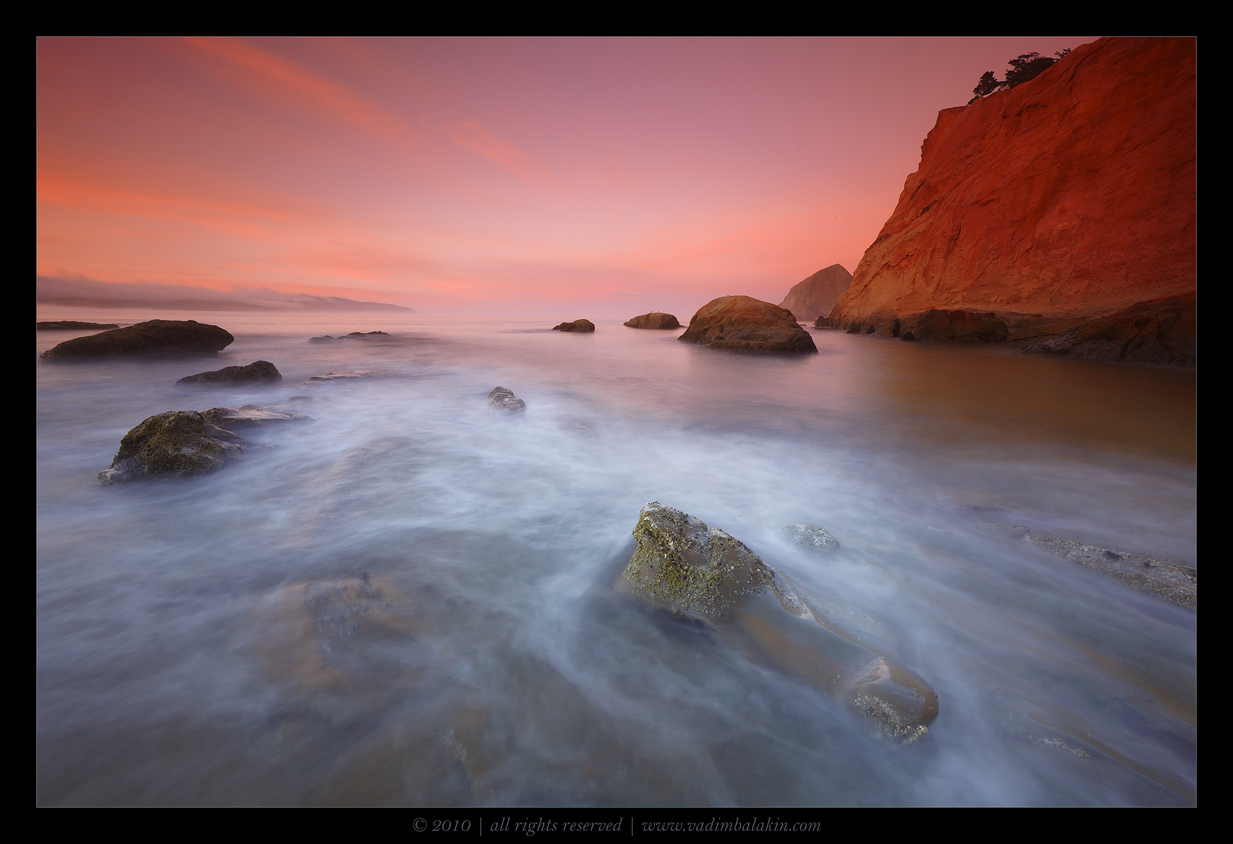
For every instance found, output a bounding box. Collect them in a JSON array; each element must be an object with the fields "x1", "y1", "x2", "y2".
[{"x1": 36, "y1": 312, "x2": 1196, "y2": 806}]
